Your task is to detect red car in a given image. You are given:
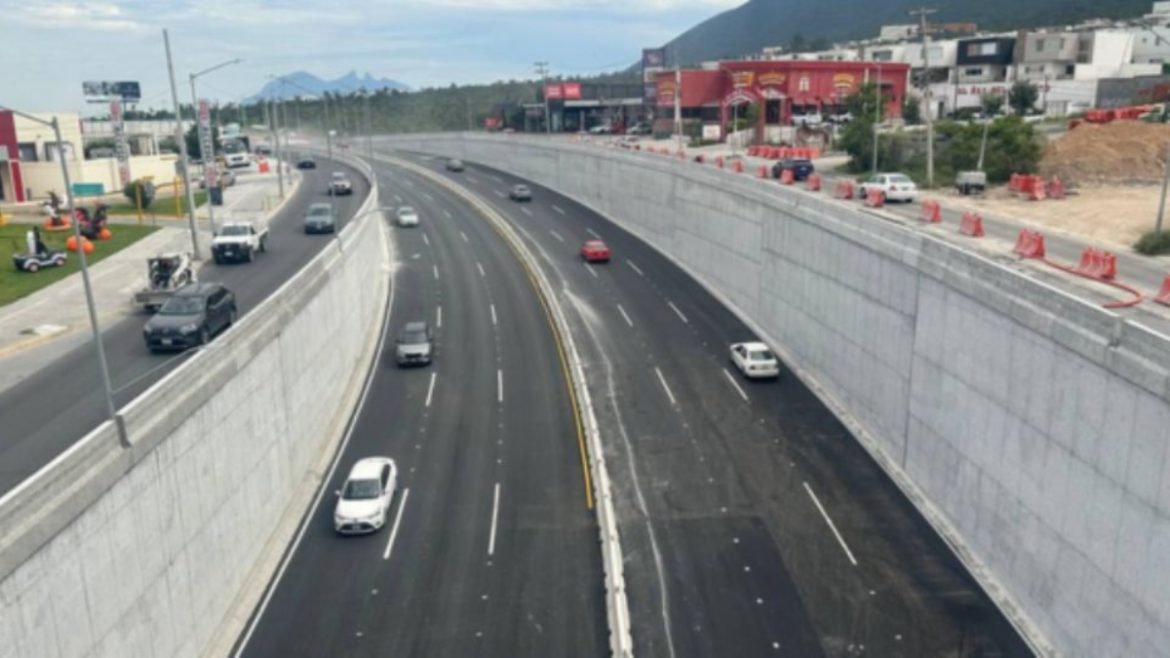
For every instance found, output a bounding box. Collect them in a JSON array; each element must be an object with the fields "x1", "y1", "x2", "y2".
[{"x1": 580, "y1": 240, "x2": 611, "y2": 263}]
